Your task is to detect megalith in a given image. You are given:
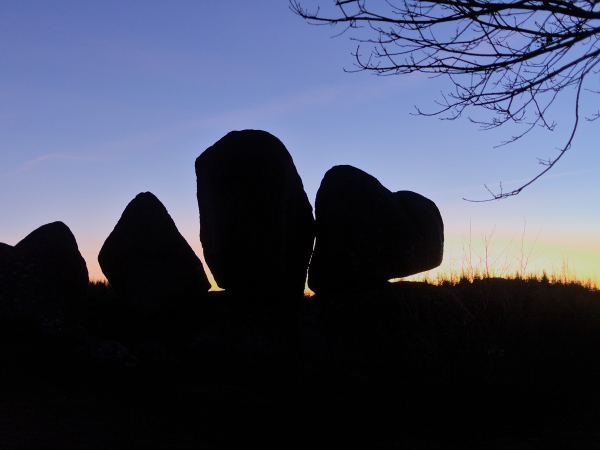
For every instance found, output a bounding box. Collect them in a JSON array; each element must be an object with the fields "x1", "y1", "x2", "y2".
[
  {"x1": 195, "y1": 130, "x2": 315, "y2": 297},
  {"x1": 0, "y1": 221, "x2": 89, "y2": 318},
  {"x1": 307, "y1": 165, "x2": 443, "y2": 295},
  {"x1": 98, "y1": 192, "x2": 210, "y2": 311}
]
